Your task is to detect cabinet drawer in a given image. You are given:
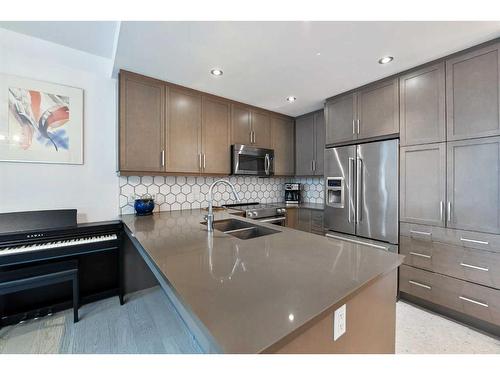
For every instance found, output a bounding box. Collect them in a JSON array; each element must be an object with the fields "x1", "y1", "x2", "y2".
[
  {"x1": 401, "y1": 236, "x2": 500, "y2": 289},
  {"x1": 400, "y1": 265, "x2": 500, "y2": 326},
  {"x1": 400, "y1": 222, "x2": 500, "y2": 253}
]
